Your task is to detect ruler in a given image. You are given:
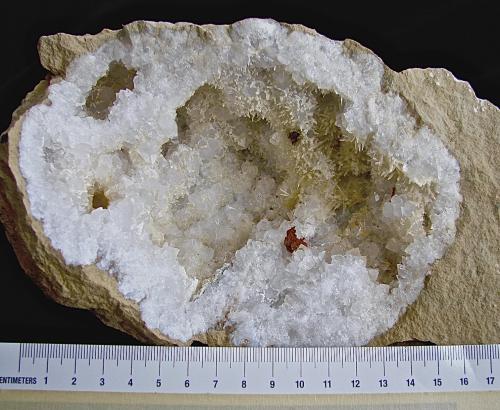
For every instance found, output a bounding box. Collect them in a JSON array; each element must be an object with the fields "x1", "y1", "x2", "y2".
[{"x1": 0, "y1": 343, "x2": 498, "y2": 394}]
